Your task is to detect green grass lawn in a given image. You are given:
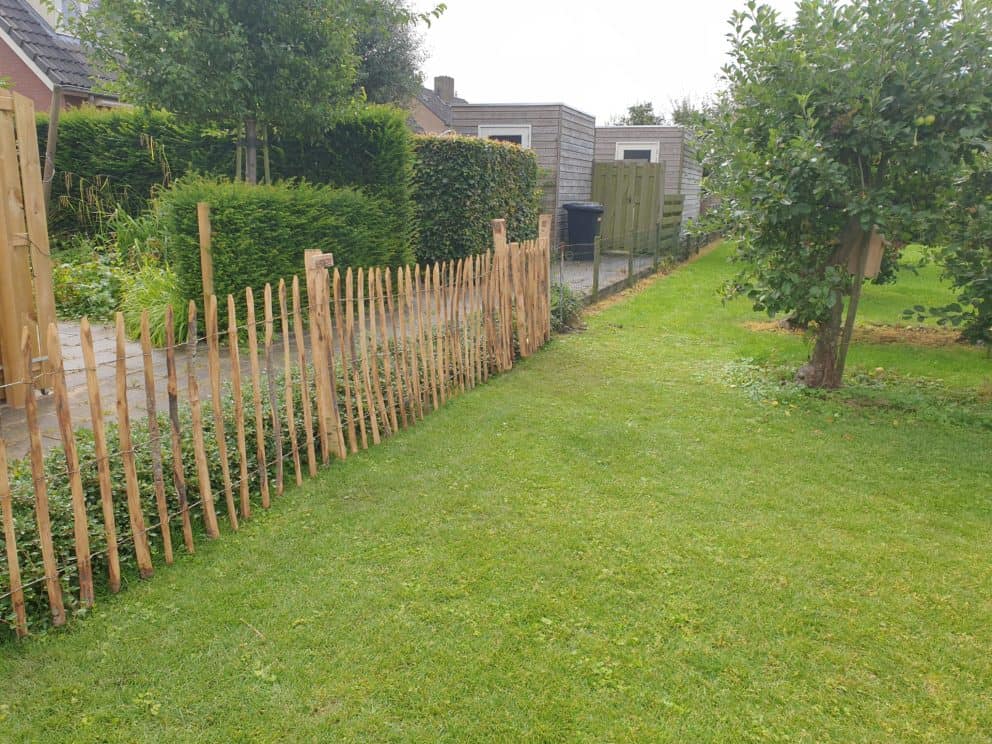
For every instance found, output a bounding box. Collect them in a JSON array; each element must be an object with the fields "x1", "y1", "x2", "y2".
[{"x1": 1, "y1": 244, "x2": 989, "y2": 742}]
